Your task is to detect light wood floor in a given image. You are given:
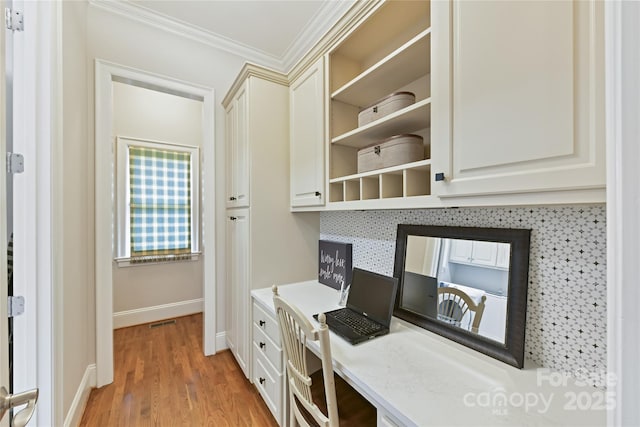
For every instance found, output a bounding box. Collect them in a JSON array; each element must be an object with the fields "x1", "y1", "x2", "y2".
[{"x1": 79, "y1": 314, "x2": 278, "y2": 426}]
